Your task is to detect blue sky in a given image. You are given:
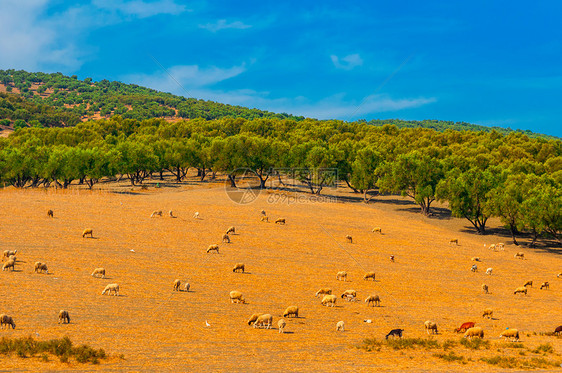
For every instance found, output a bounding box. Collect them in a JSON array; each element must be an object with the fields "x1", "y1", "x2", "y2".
[{"x1": 1, "y1": 1, "x2": 561, "y2": 137}]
